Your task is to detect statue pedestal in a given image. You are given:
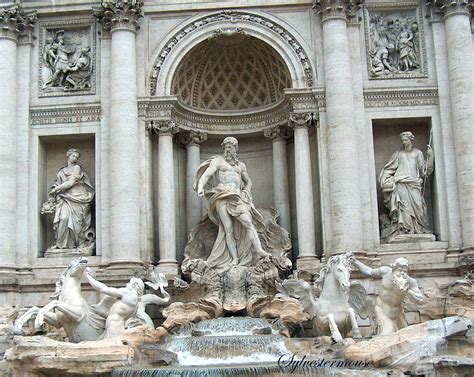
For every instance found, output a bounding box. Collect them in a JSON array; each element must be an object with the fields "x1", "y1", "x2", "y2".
[
  {"x1": 387, "y1": 234, "x2": 436, "y2": 244},
  {"x1": 44, "y1": 245, "x2": 94, "y2": 258}
]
